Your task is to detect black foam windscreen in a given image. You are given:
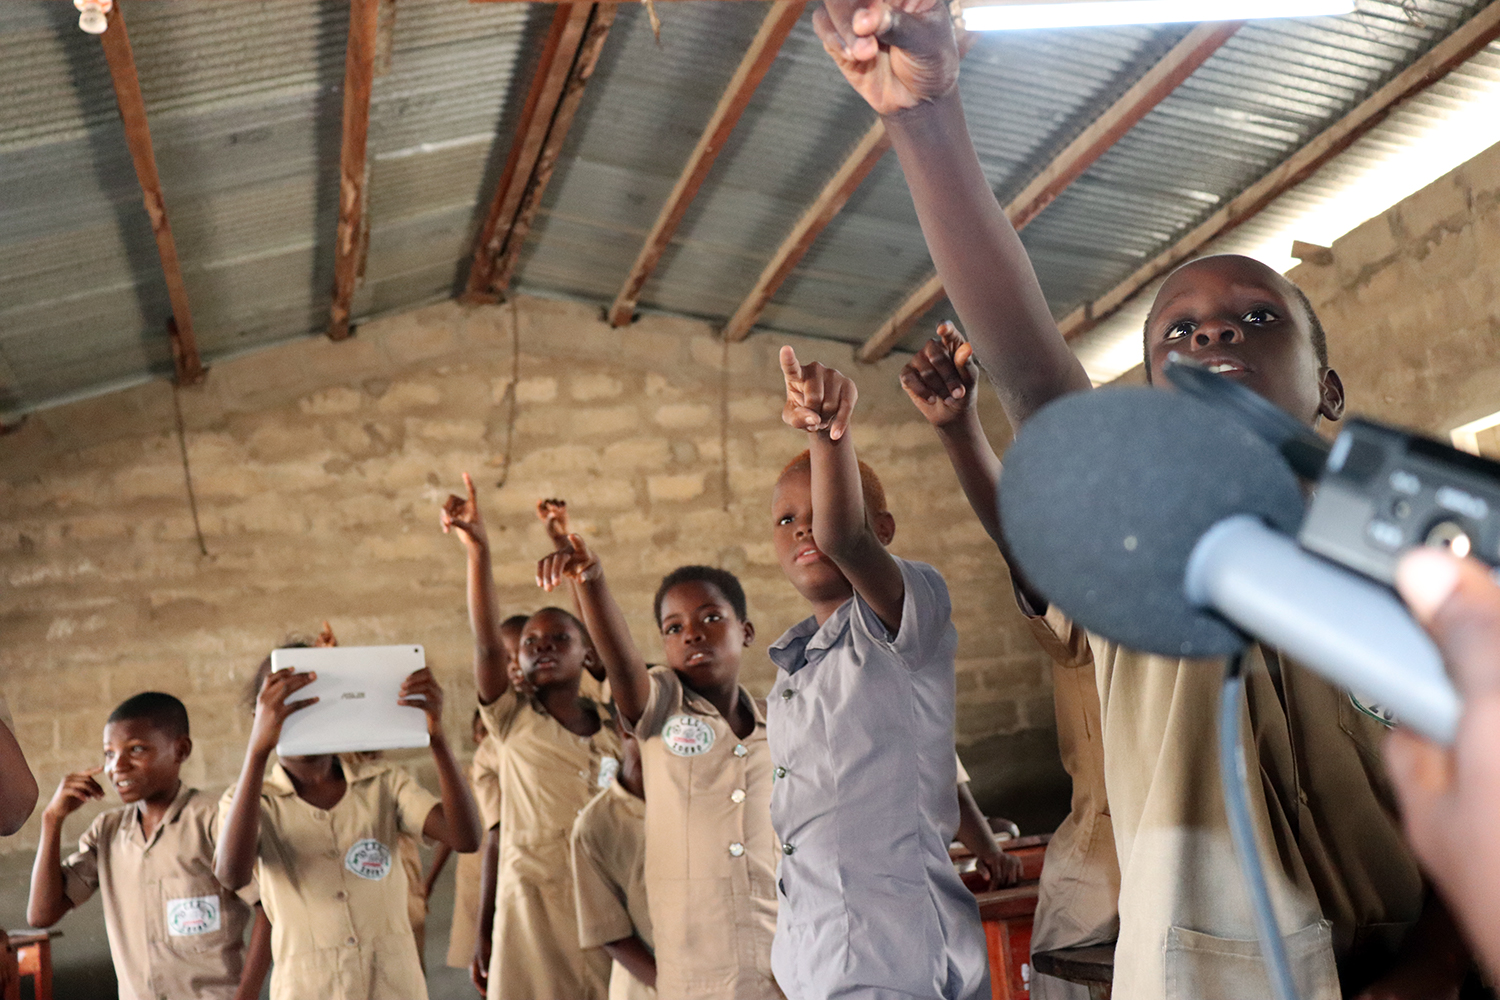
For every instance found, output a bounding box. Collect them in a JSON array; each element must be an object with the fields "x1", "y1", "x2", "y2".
[{"x1": 998, "y1": 387, "x2": 1307, "y2": 658}]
